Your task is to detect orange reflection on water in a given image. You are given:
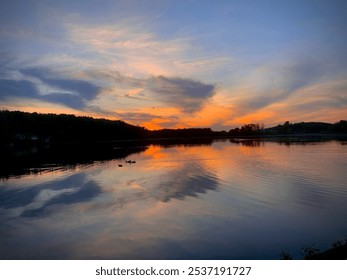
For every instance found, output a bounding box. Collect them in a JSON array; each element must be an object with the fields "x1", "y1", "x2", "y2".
[{"x1": 143, "y1": 145, "x2": 166, "y2": 160}]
